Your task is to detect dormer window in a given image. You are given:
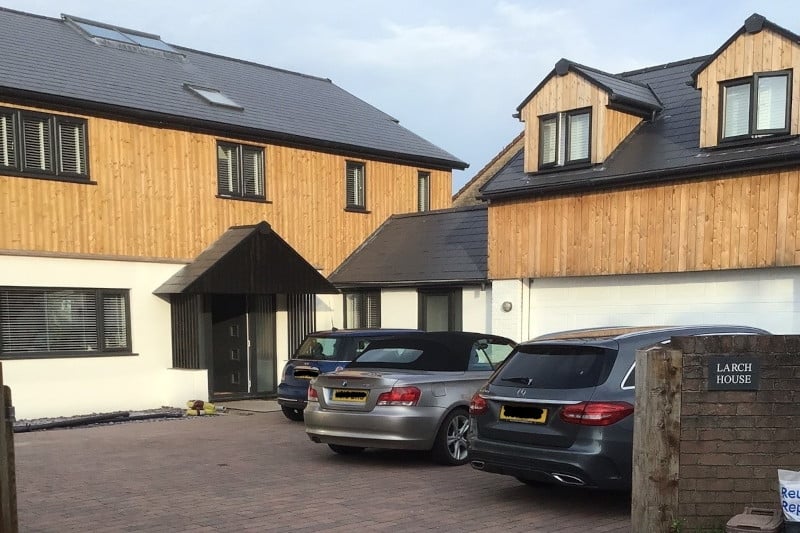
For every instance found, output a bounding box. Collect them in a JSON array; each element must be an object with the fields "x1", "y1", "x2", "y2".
[
  {"x1": 539, "y1": 108, "x2": 591, "y2": 168},
  {"x1": 720, "y1": 71, "x2": 791, "y2": 141}
]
